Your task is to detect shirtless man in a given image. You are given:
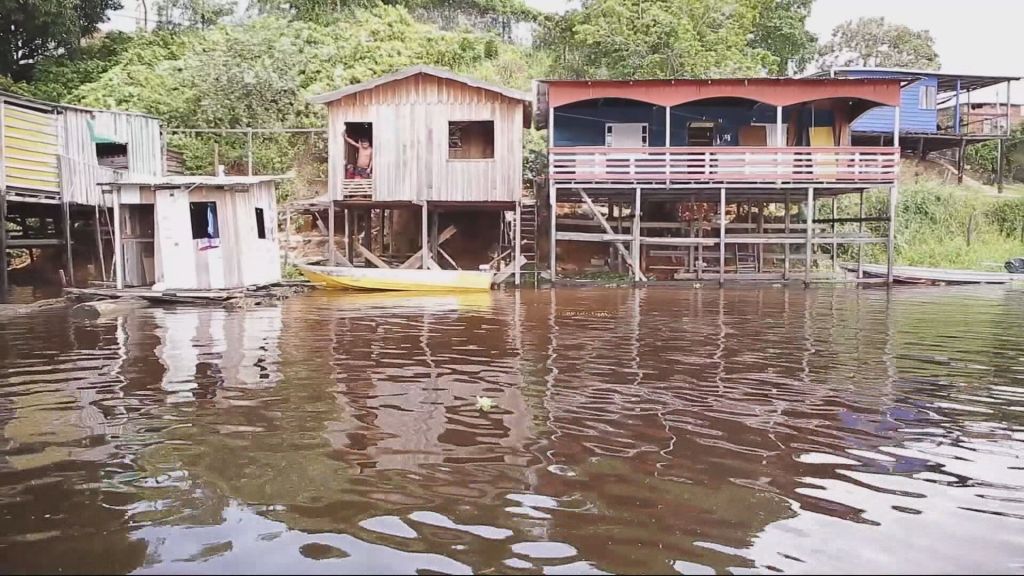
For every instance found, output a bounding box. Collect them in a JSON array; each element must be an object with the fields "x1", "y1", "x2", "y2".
[{"x1": 344, "y1": 130, "x2": 373, "y2": 179}]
